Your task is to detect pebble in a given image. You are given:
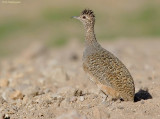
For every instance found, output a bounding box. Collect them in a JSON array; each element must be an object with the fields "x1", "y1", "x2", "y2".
[
  {"x1": 141, "y1": 87, "x2": 148, "y2": 91},
  {"x1": 38, "y1": 78, "x2": 45, "y2": 84},
  {"x1": 79, "y1": 96, "x2": 85, "y2": 102},
  {"x1": 70, "y1": 96, "x2": 77, "y2": 102},
  {"x1": 118, "y1": 106, "x2": 124, "y2": 109},
  {"x1": 45, "y1": 99, "x2": 52, "y2": 105},
  {"x1": 141, "y1": 100, "x2": 145, "y2": 104},
  {"x1": 87, "y1": 104, "x2": 92, "y2": 108}
]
